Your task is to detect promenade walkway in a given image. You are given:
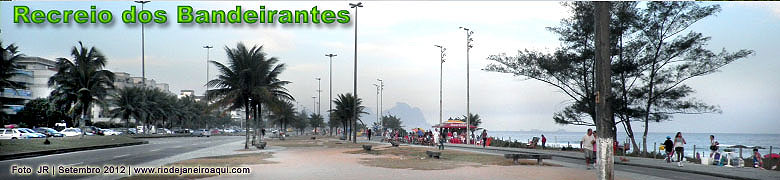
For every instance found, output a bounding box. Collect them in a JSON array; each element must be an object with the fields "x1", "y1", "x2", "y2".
[{"x1": 445, "y1": 143, "x2": 780, "y2": 180}]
